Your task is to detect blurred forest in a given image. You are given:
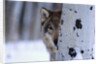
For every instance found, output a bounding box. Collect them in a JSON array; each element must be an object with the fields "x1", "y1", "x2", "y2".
[{"x1": 5, "y1": 1, "x2": 62, "y2": 42}]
